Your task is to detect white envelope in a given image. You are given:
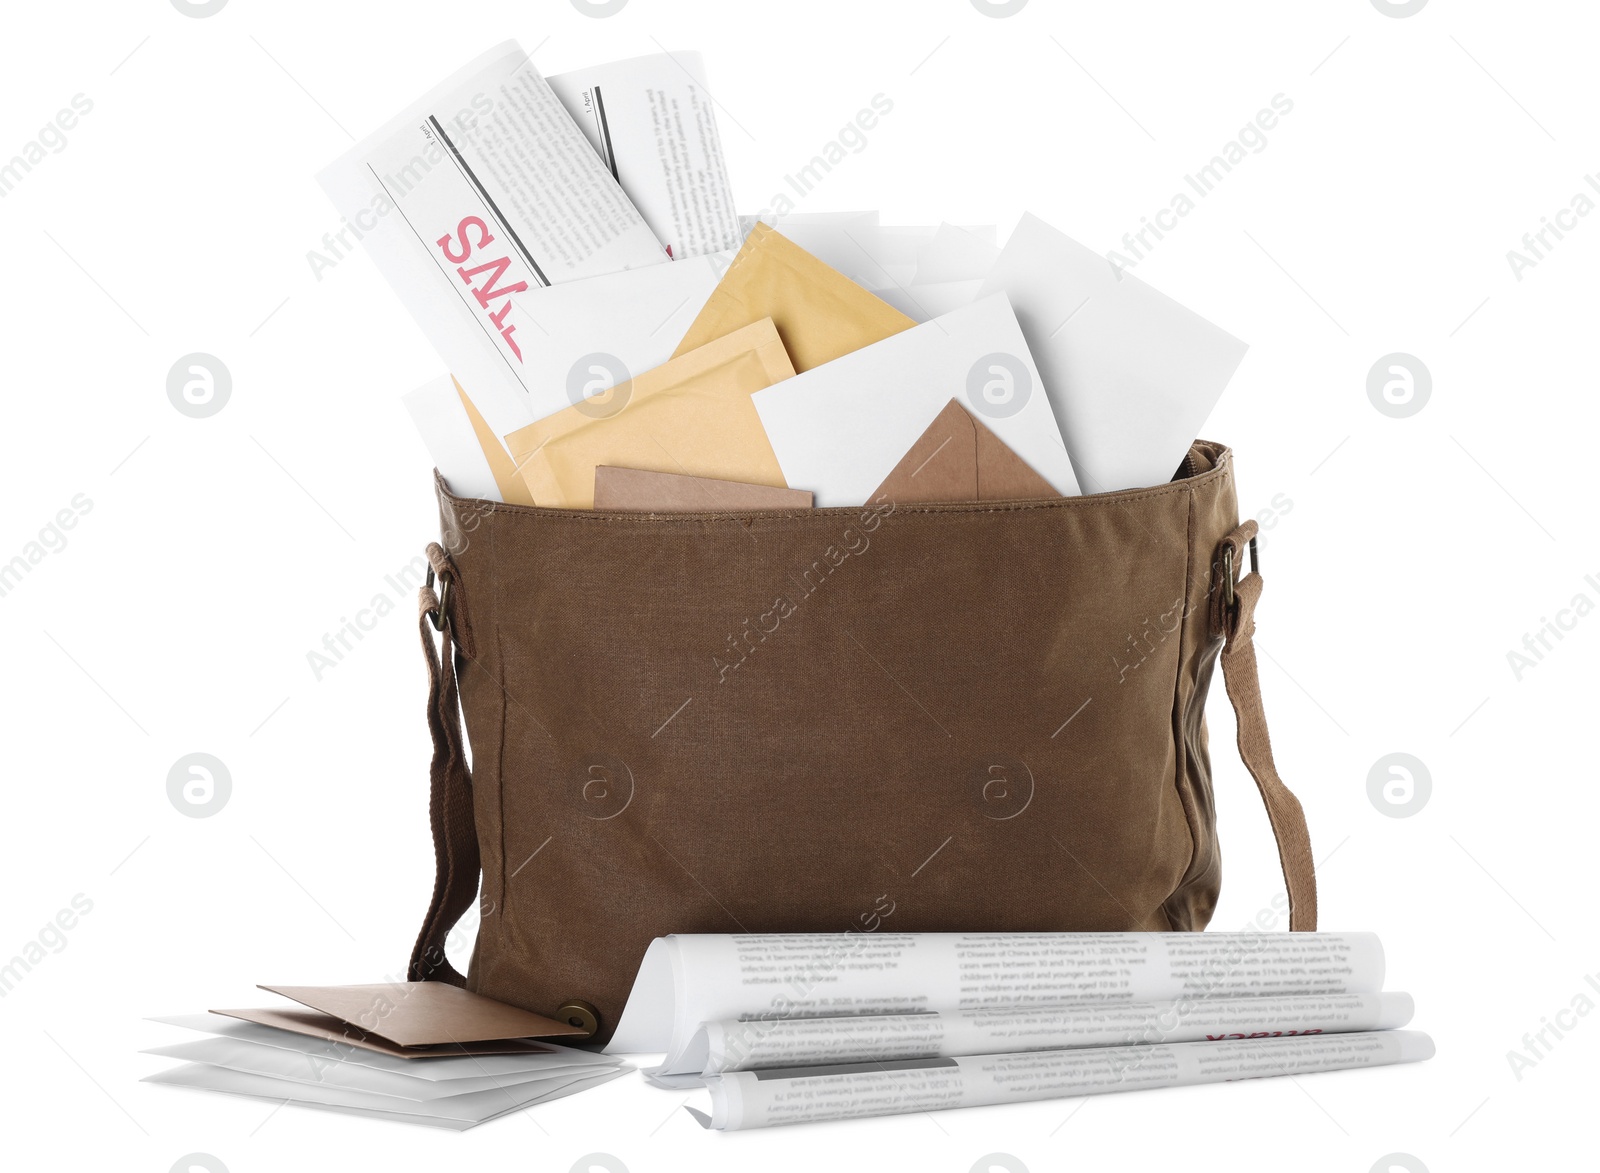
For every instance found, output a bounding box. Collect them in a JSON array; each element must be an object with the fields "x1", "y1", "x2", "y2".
[
  {"x1": 911, "y1": 223, "x2": 1001, "y2": 285},
  {"x1": 144, "y1": 1062, "x2": 626, "y2": 1130},
  {"x1": 873, "y1": 279, "x2": 983, "y2": 323},
  {"x1": 738, "y1": 214, "x2": 997, "y2": 294},
  {"x1": 978, "y1": 212, "x2": 1248, "y2": 493},
  {"x1": 146, "y1": 1013, "x2": 606, "y2": 1081},
  {"x1": 739, "y1": 210, "x2": 878, "y2": 252},
  {"x1": 402, "y1": 374, "x2": 501, "y2": 500},
  {"x1": 752, "y1": 292, "x2": 1080, "y2": 506},
  {"x1": 142, "y1": 1035, "x2": 619, "y2": 1100}
]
